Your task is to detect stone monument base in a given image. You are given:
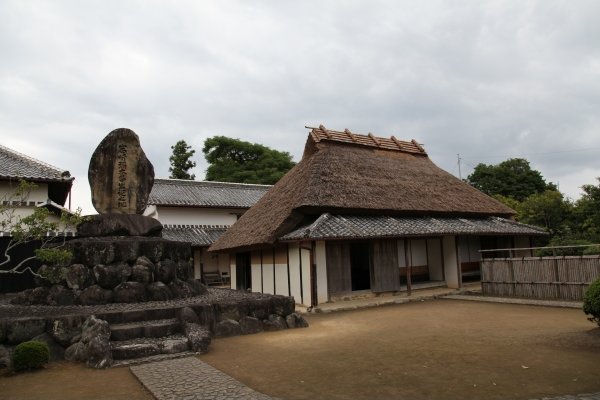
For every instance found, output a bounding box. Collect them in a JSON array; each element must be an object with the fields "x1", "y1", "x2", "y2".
[{"x1": 11, "y1": 237, "x2": 204, "y2": 306}]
